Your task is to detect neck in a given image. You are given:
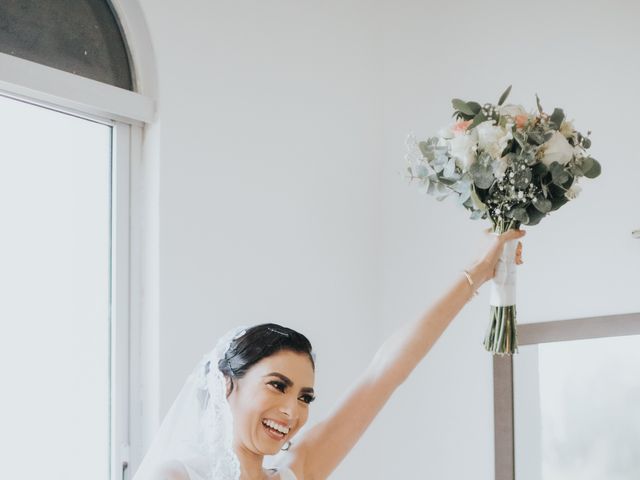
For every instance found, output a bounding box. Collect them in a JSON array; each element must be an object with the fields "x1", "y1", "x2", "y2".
[{"x1": 234, "y1": 441, "x2": 270, "y2": 480}]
